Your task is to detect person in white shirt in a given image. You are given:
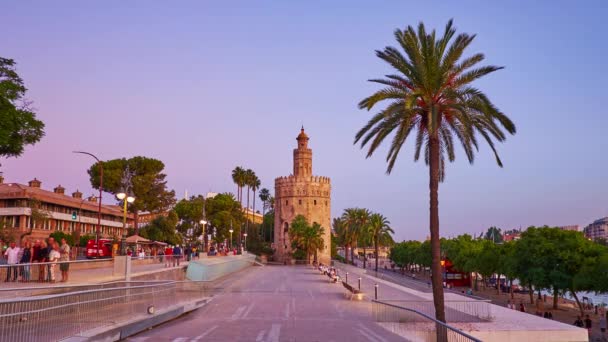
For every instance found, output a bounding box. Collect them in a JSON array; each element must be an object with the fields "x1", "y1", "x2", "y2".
[
  {"x1": 4, "y1": 242, "x2": 20, "y2": 282},
  {"x1": 48, "y1": 242, "x2": 61, "y2": 283}
]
